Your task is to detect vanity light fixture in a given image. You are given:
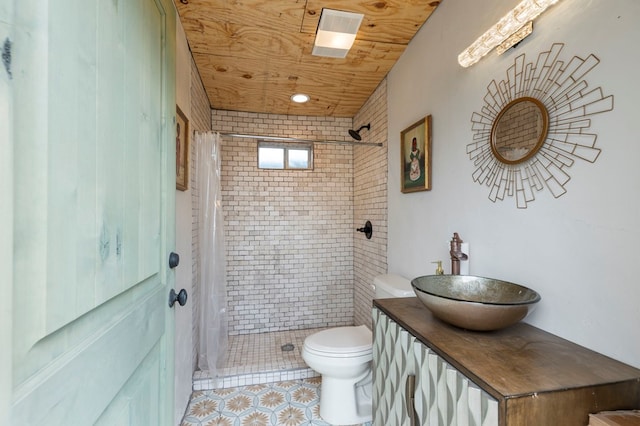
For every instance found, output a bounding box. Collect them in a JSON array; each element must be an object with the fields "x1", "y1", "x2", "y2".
[
  {"x1": 458, "y1": 0, "x2": 562, "y2": 68},
  {"x1": 291, "y1": 93, "x2": 310, "y2": 103},
  {"x1": 496, "y1": 21, "x2": 533, "y2": 55},
  {"x1": 312, "y1": 9, "x2": 364, "y2": 58}
]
